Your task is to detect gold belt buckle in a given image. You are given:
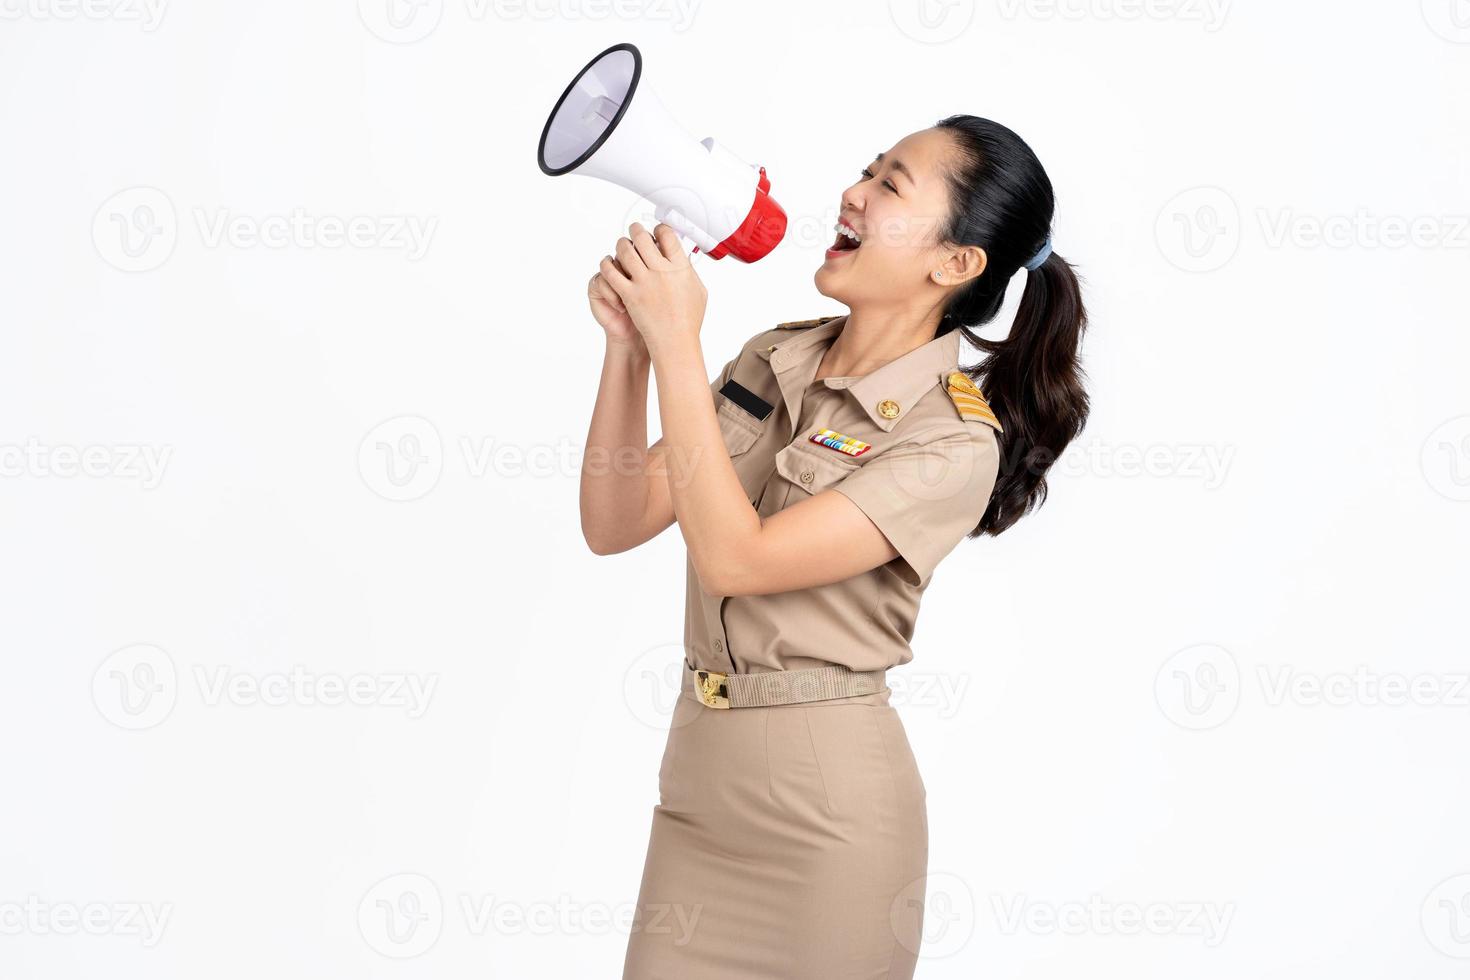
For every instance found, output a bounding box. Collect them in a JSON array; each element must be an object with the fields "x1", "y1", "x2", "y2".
[{"x1": 695, "y1": 670, "x2": 731, "y2": 709}]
